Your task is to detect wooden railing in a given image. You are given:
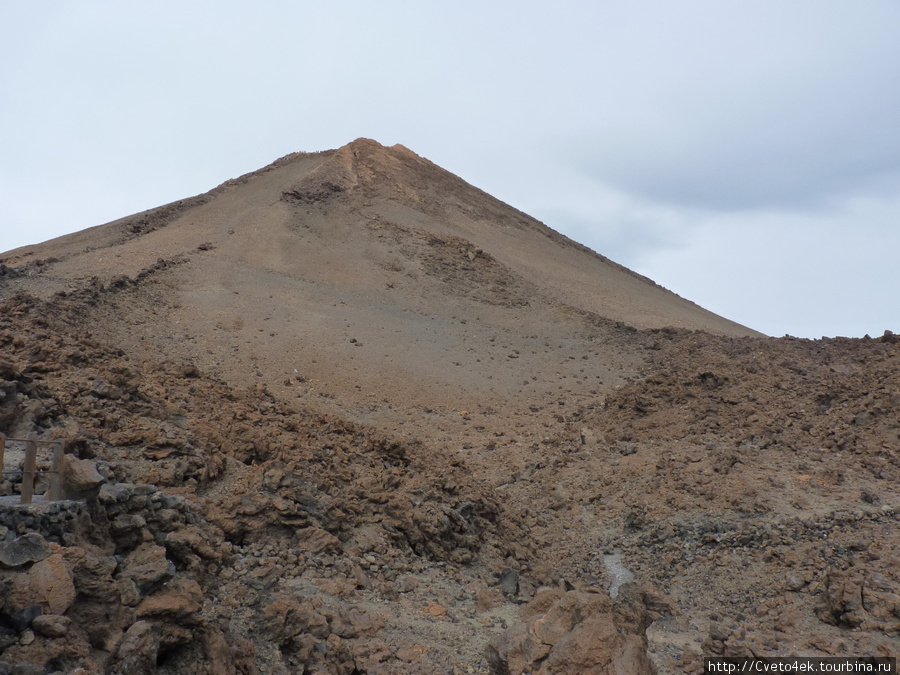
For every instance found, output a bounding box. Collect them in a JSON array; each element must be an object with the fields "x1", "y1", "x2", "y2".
[{"x1": 0, "y1": 433, "x2": 65, "y2": 504}]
